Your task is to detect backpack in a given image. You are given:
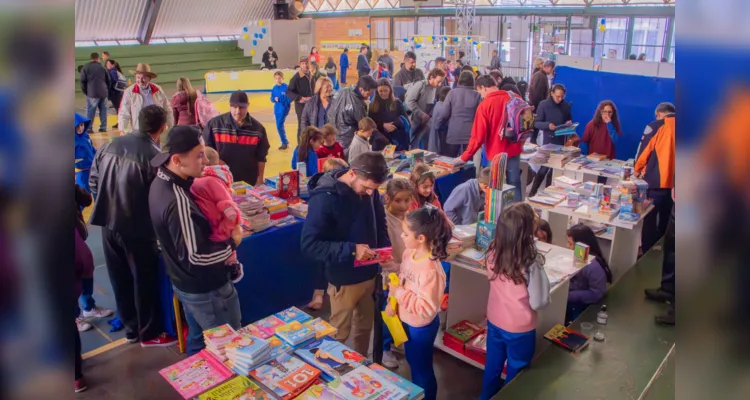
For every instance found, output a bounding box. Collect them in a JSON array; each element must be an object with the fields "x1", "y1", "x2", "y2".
[
  {"x1": 114, "y1": 71, "x2": 128, "y2": 91},
  {"x1": 195, "y1": 91, "x2": 220, "y2": 127},
  {"x1": 501, "y1": 91, "x2": 535, "y2": 143}
]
